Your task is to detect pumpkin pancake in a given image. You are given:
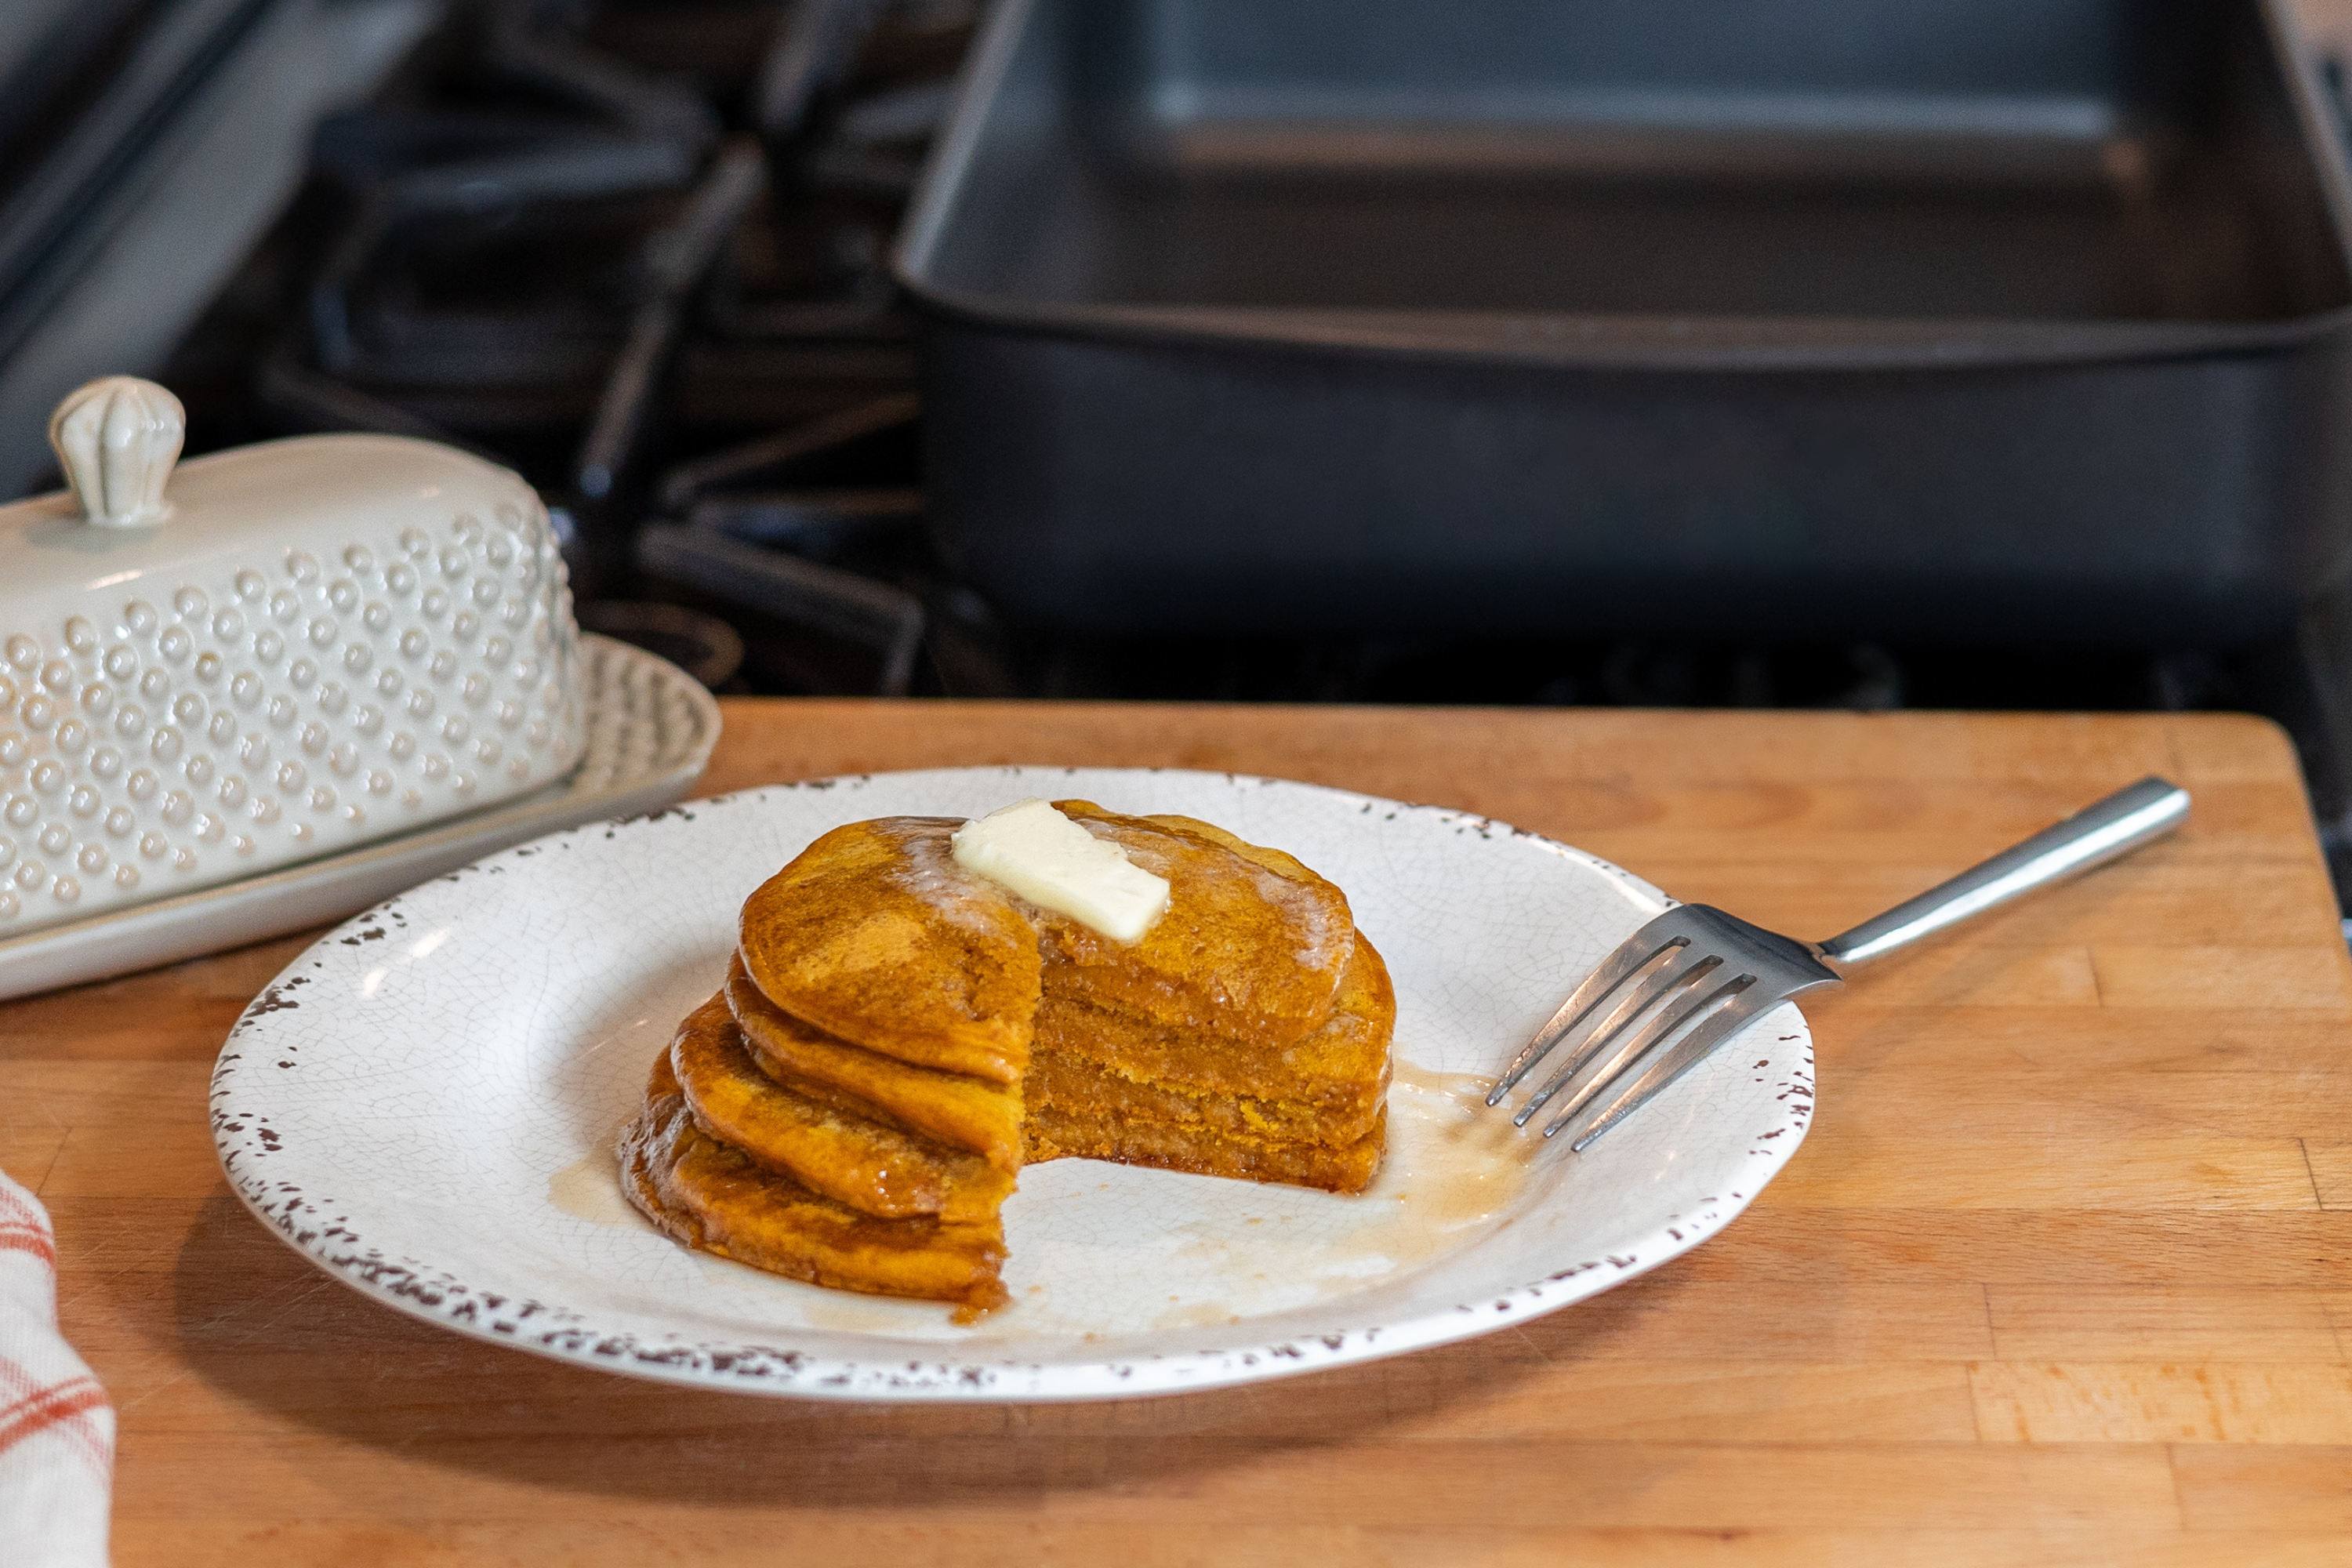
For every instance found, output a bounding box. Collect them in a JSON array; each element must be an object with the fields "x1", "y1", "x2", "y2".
[
  {"x1": 670, "y1": 991, "x2": 1014, "y2": 1222},
  {"x1": 626, "y1": 804, "x2": 1395, "y2": 1313},
  {"x1": 1040, "y1": 803, "x2": 1354, "y2": 1047},
  {"x1": 1025, "y1": 1095, "x2": 1387, "y2": 1194},
  {"x1": 621, "y1": 1051, "x2": 1010, "y2": 1312},
  {"x1": 725, "y1": 952, "x2": 1024, "y2": 1171},
  {"x1": 1031, "y1": 933, "x2": 1394, "y2": 1140},
  {"x1": 737, "y1": 817, "x2": 1039, "y2": 1082}
]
